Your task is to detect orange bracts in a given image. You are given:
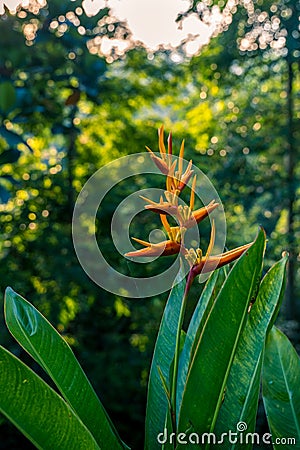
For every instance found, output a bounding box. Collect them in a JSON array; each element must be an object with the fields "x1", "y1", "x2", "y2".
[
  {"x1": 126, "y1": 220, "x2": 187, "y2": 258},
  {"x1": 190, "y1": 242, "x2": 252, "y2": 277},
  {"x1": 146, "y1": 125, "x2": 173, "y2": 175},
  {"x1": 125, "y1": 237, "x2": 185, "y2": 258},
  {"x1": 184, "y1": 221, "x2": 252, "y2": 288},
  {"x1": 126, "y1": 125, "x2": 251, "y2": 289},
  {"x1": 141, "y1": 173, "x2": 219, "y2": 230},
  {"x1": 186, "y1": 200, "x2": 219, "y2": 228},
  {"x1": 140, "y1": 192, "x2": 179, "y2": 217},
  {"x1": 142, "y1": 197, "x2": 219, "y2": 229},
  {"x1": 146, "y1": 125, "x2": 193, "y2": 193}
]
